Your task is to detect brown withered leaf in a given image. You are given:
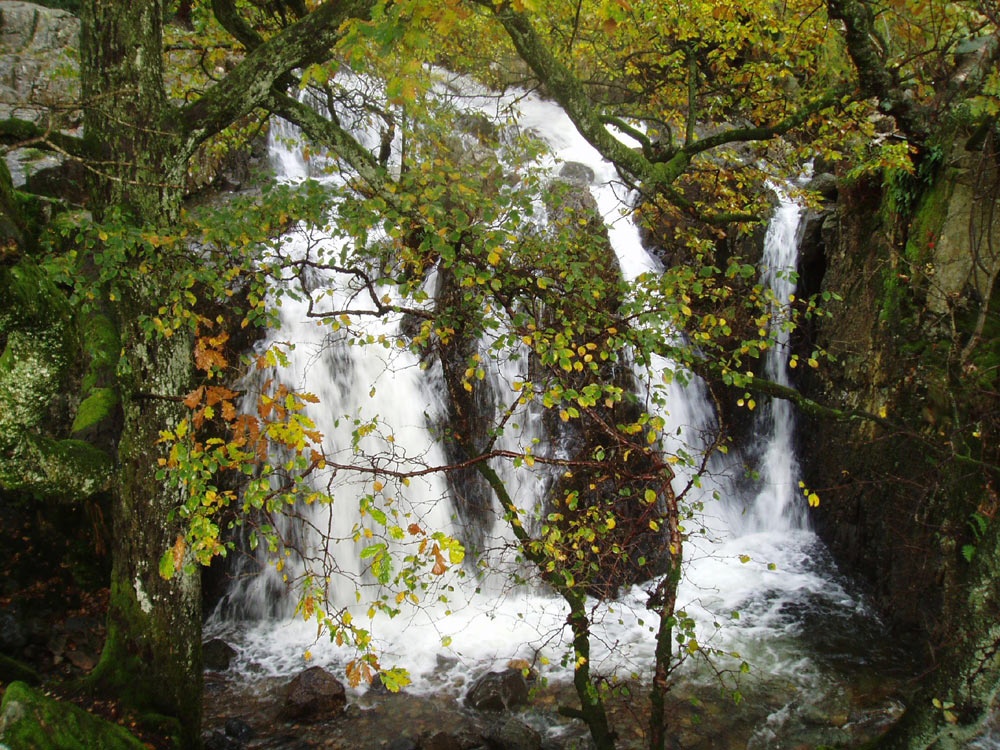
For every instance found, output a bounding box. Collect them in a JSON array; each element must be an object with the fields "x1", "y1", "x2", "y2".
[{"x1": 183, "y1": 387, "x2": 204, "y2": 410}]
